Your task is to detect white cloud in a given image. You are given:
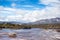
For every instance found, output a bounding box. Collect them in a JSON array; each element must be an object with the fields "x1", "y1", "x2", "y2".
[
  {"x1": 39, "y1": 0, "x2": 60, "y2": 5},
  {"x1": 6, "y1": 15, "x2": 23, "y2": 21},
  {"x1": 22, "y1": 0, "x2": 60, "y2": 22},
  {"x1": 11, "y1": 3, "x2": 16, "y2": 7},
  {"x1": 0, "y1": 6, "x2": 40, "y2": 22},
  {"x1": 0, "y1": 0, "x2": 60, "y2": 23},
  {"x1": 0, "y1": 6, "x2": 4, "y2": 11},
  {"x1": 0, "y1": 6, "x2": 32, "y2": 15},
  {"x1": 23, "y1": 10, "x2": 45, "y2": 22},
  {"x1": 38, "y1": 0, "x2": 60, "y2": 18},
  {"x1": 0, "y1": 6, "x2": 33, "y2": 22}
]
